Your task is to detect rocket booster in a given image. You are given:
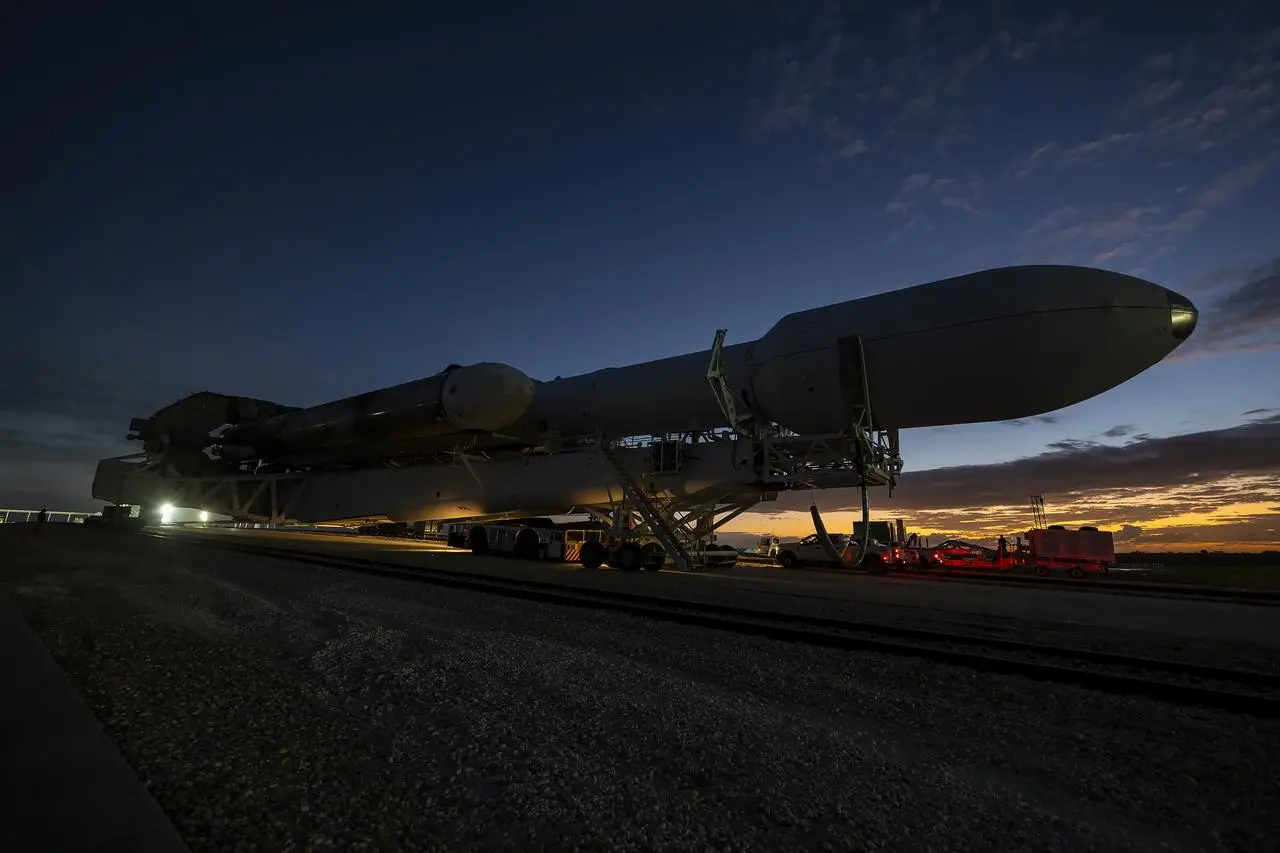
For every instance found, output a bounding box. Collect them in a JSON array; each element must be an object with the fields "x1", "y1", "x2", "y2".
[
  {"x1": 219, "y1": 363, "x2": 536, "y2": 458},
  {"x1": 215, "y1": 265, "x2": 1197, "y2": 462}
]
